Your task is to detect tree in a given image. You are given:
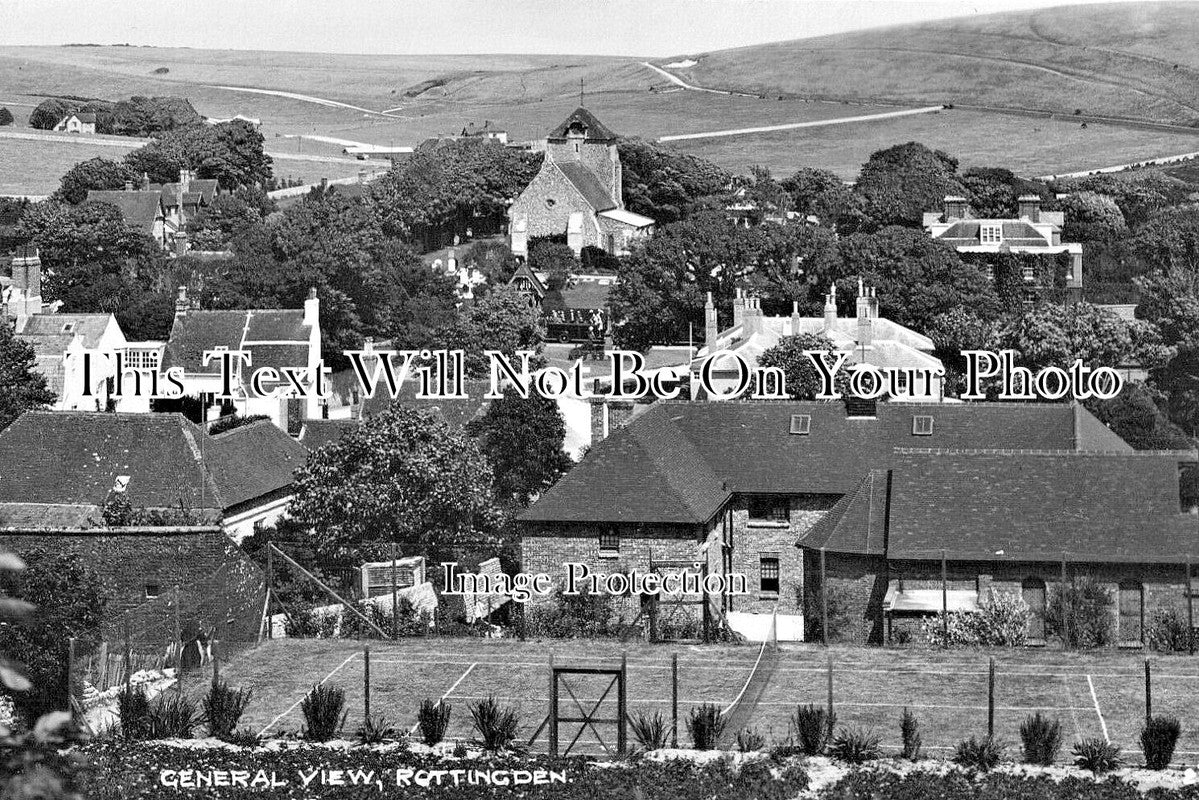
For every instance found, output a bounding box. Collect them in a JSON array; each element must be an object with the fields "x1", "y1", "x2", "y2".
[
  {"x1": 998, "y1": 302, "x2": 1137, "y2": 374},
  {"x1": 185, "y1": 189, "x2": 270, "y2": 250},
  {"x1": 837, "y1": 226, "x2": 998, "y2": 333},
  {"x1": 754, "y1": 333, "x2": 850, "y2": 399},
  {"x1": 528, "y1": 240, "x2": 579, "y2": 291},
  {"x1": 617, "y1": 138, "x2": 730, "y2": 224},
  {"x1": 854, "y1": 142, "x2": 965, "y2": 229},
  {"x1": 462, "y1": 239, "x2": 520, "y2": 285},
  {"x1": 1058, "y1": 191, "x2": 1127, "y2": 244},
  {"x1": 0, "y1": 548, "x2": 104, "y2": 723},
  {"x1": 288, "y1": 405, "x2": 501, "y2": 562},
  {"x1": 1057, "y1": 173, "x2": 1187, "y2": 228},
  {"x1": 0, "y1": 107, "x2": 13, "y2": 127},
  {"x1": 125, "y1": 120, "x2": 272, "y2": 189},
  {"x1": 1086, "y1": 382, "x2": 1192, "y2": 451},
  {"x1": 439, "y1": 284, "x2": 545, "y2": 378},
  {"x1": 53, "y1": 157, "x2": 138, "y2": 204},
  {"x1": 467, "y1": 394, "x2": 573, "y2": 506},
  {"x1": 1131, "y1": 204, "x2": 1199, "y2": 277},
  {"x1": 0, "y1": 324, "x2": 55, "y2": 431},
  {"x1": 781, "y1": 167, "x2": 857, "y2": 228},
  {"x1": 959, "y1": 167, "x2": 1048, "y2": 219}
]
